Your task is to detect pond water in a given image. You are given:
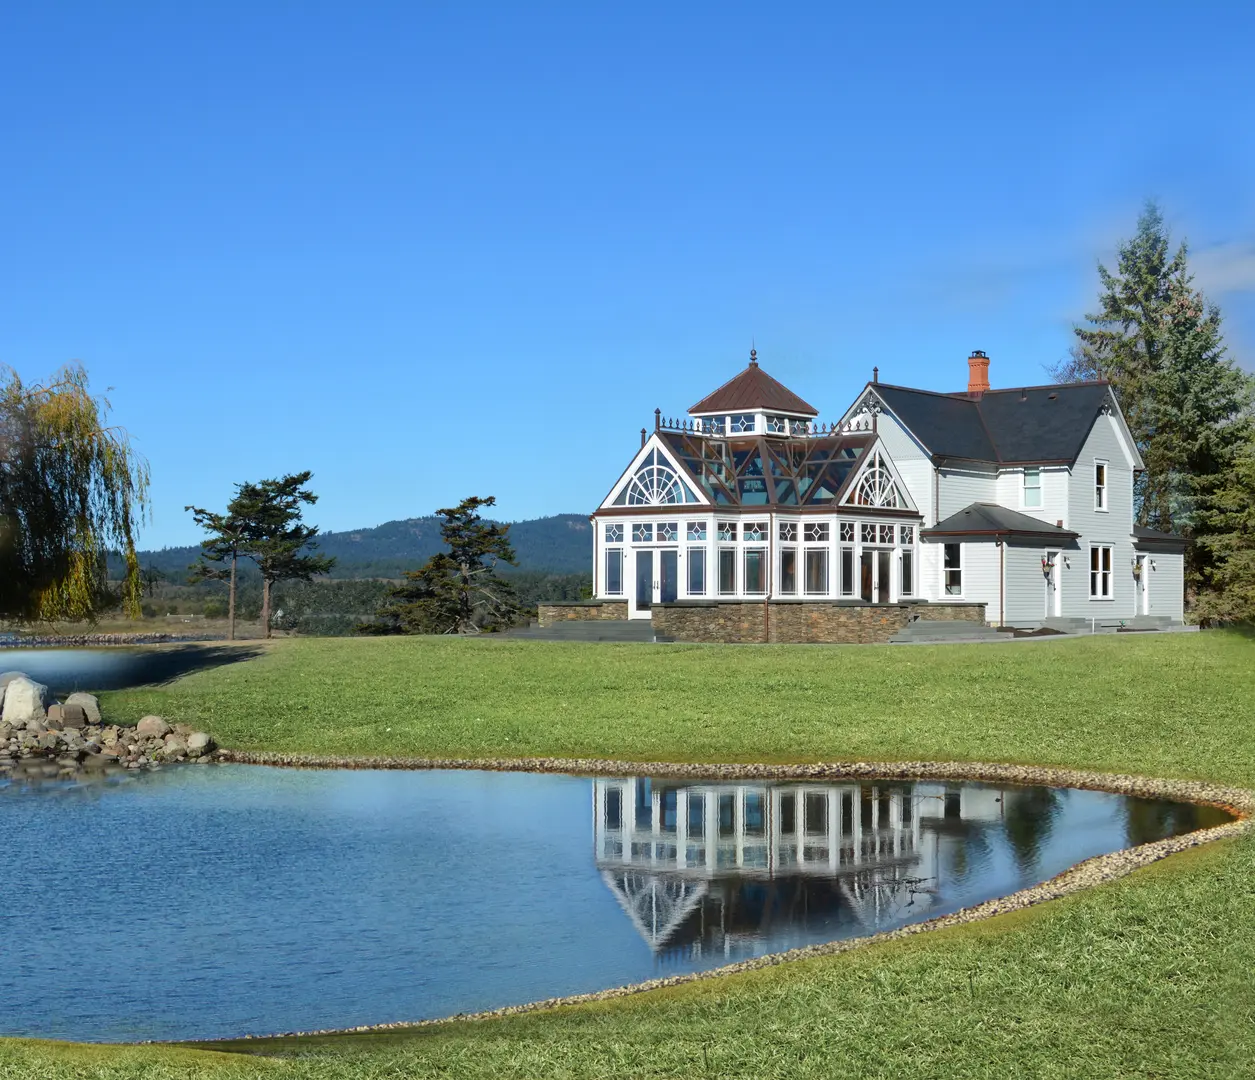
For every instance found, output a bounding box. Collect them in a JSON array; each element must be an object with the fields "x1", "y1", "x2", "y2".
[
  {"x1": 0, "y1": 645, "x2": 261, "y2": 695},
  {"x1": 0, "y1": 765, "x2": 1226, "y2": 1043}
]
